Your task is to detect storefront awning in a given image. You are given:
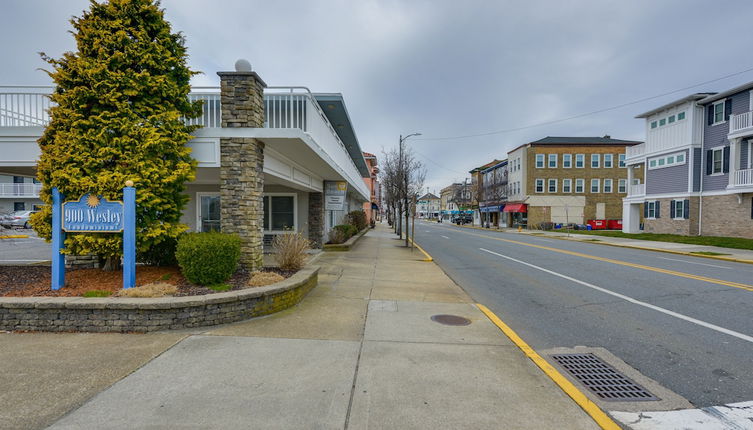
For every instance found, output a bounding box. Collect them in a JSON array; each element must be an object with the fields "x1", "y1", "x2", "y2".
[
  {"x1": 480, "y1": 205, "x2": 504, "y2": 213},
  {"x1": 503, "y1": 203, "x2": 527, "y2": 213}
]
